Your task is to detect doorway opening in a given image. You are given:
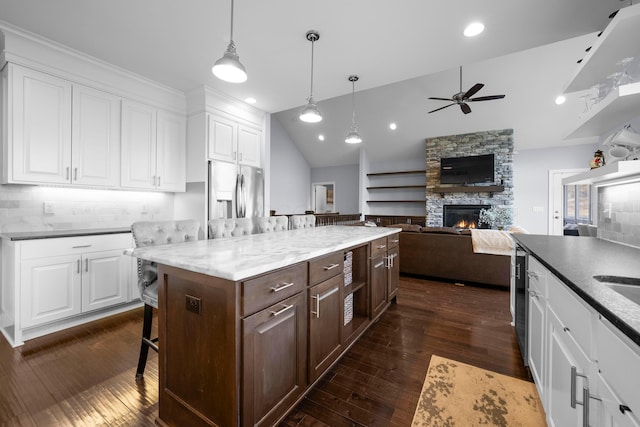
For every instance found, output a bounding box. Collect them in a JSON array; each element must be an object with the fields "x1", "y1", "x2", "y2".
[{"x1": 311, "y1": 182, "x2": 336, "y2": 213}]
